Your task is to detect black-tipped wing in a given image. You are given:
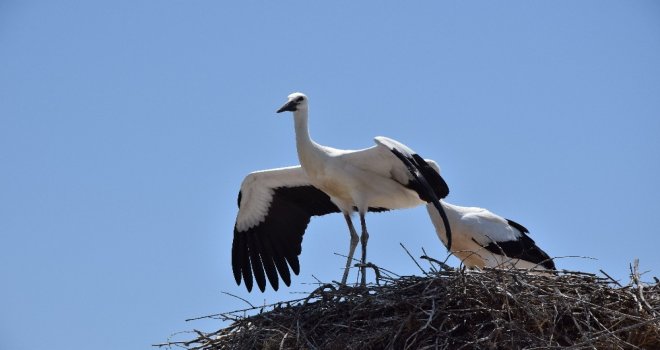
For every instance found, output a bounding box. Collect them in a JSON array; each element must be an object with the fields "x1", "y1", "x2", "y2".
[
  {"x1": 481, "y1": 219, "x2": 555, "y2": 270},
  {"x1": 374, "y1": 136, "x2": 449, "y2": 201},
  {"x1": 373, "y1": 136, "x2": 453, "y2": 250},
  {"x1": 232, "y1": 166, "x2": 340, "y2": 292}
]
